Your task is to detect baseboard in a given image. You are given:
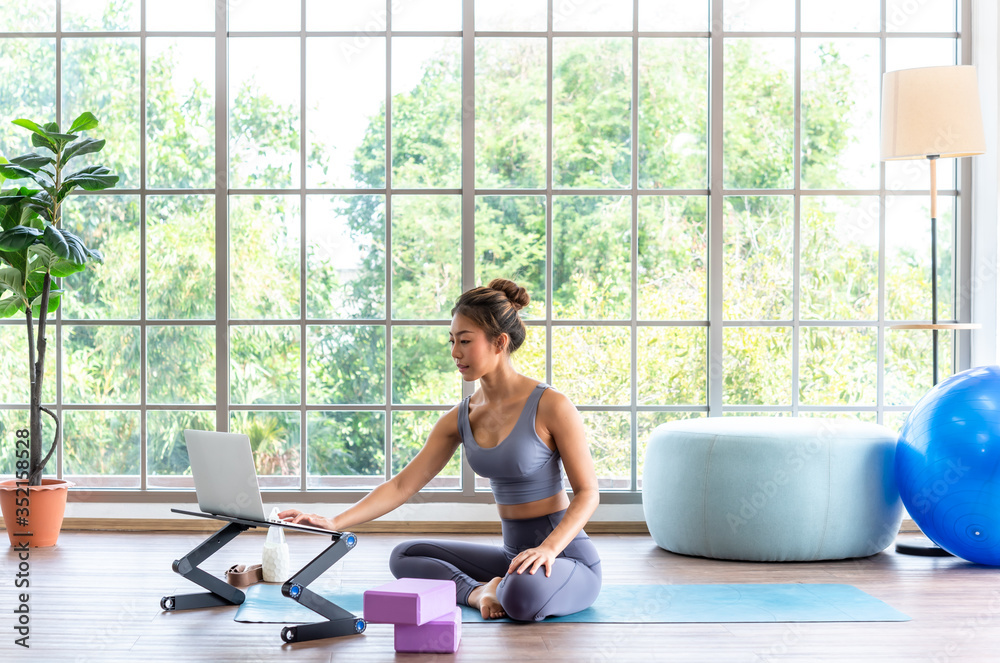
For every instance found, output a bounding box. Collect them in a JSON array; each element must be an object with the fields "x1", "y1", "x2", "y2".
[
  {"x1": 0, "y1": 517, "x2": 651, "y2": 535},
  {"x1": 0, "y1": 518, "x2": 916, "y2": 536}
]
